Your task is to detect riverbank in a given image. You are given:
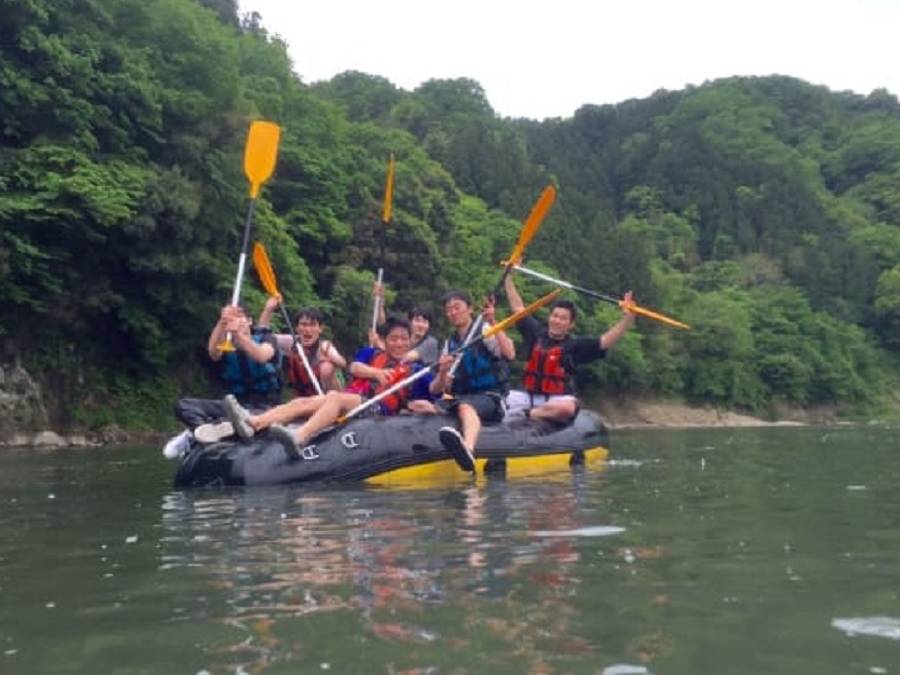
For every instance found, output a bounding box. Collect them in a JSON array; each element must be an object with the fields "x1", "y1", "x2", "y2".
[
  {"x1": 0, "y1": 397, "x2": 840, "y2": 449},
  {"x1": 591, "y1": 396, "x2": 836, "y2": 430}
]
